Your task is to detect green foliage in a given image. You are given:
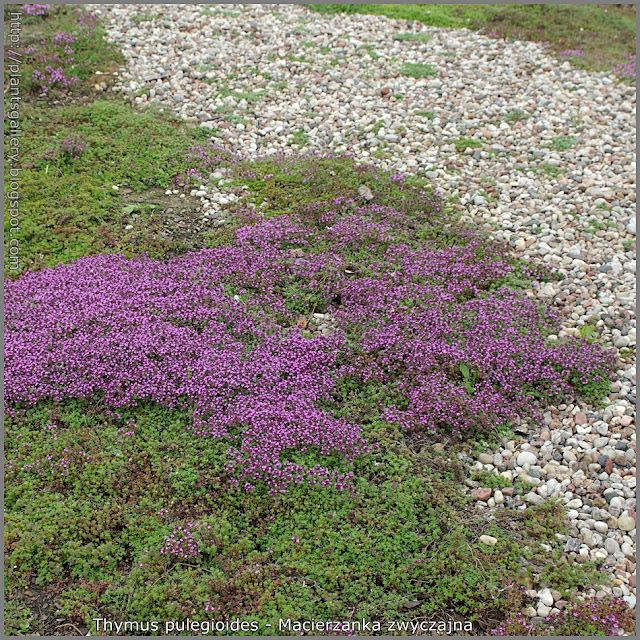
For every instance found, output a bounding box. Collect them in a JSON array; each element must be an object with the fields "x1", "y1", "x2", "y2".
[
  {"x1": 130, "y1": 13, "x2": 160, "y2": 23},
  {"x1": 490, "y1": 261, "x2": 536, "y2": 291},
  {"x1": 358, "y1": 44, "x2": 379, "y2": 59},
  {"x1": 215, "y1": 85, "x2": 266, "y2": 104},
  {"x1": 6, "y1": 399, "x2": 599, "y2": 633},
  {"x1": 578, "y1": 324, "x2": 597, "y2": 343},
  {"x1": 394, "y1": 32, "x2": 432, "y2": 44},
  {"x1": 470, "y1": 471, "x2": 513, "y2": 489},
  {"x1": 569, "y1": 370, "x2": 612, "y2": 402},
  {"x1": 459, "y1": 363, "x2": 477, "y2": 395},
  {"x1": 399, "y1": 62, "x2": 437, "y2": 78},
  {"x1": 226, "y1": 153, "x2": 438, "y2": 223},
  {"x1": 4, "y1": 601, "x2": 33, "y2": 635},
  {"x1": 454, "y1": 137, "x2": 483, "y2": 152},
  {"x1": 549, "y1": 135, "x2": 577, "y2": 151},
  {"x1": 542, "y1": 163, "x2": 563, "y2": 177},
  {"x1": 505, "y1": 110, "x2": 529, "y2": 123},
  {"x1": 200, "y1": 7, "x2": 240, "y2": 17},
  {"x1": 4, "y1": 100, "x2": 211, "y2": 275},
  {"x1": 289, "y1": 128, "x2": 309, "y2": 147}
]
